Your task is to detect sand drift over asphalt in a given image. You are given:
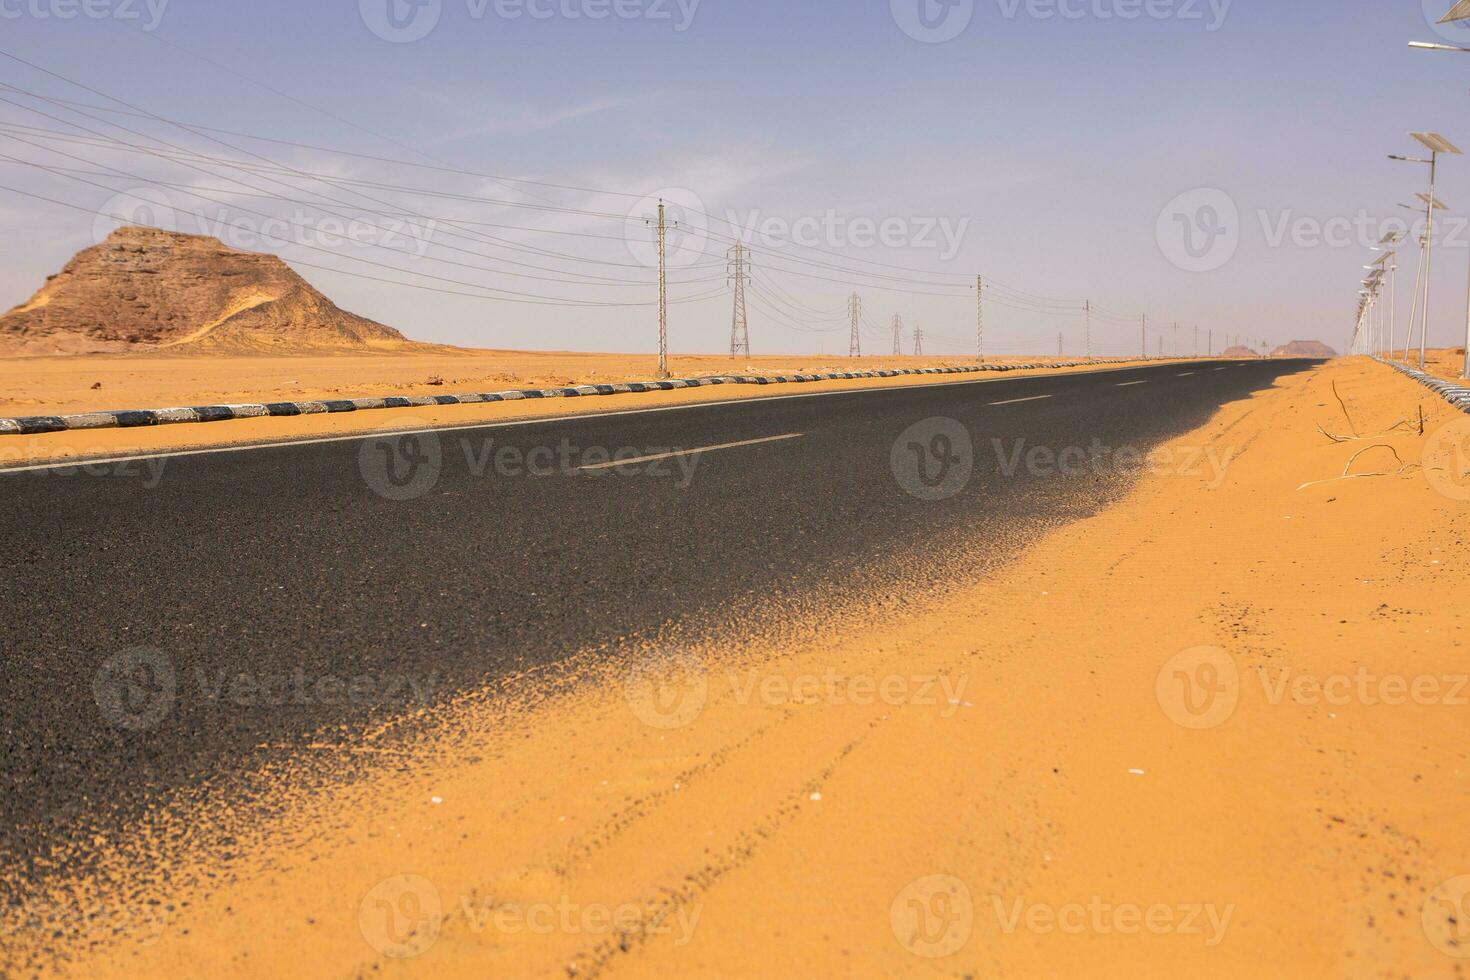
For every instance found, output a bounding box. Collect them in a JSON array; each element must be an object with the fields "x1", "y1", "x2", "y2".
[{"x1": 4, "y1": 357, "x2": 1465, "y2": 976}]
